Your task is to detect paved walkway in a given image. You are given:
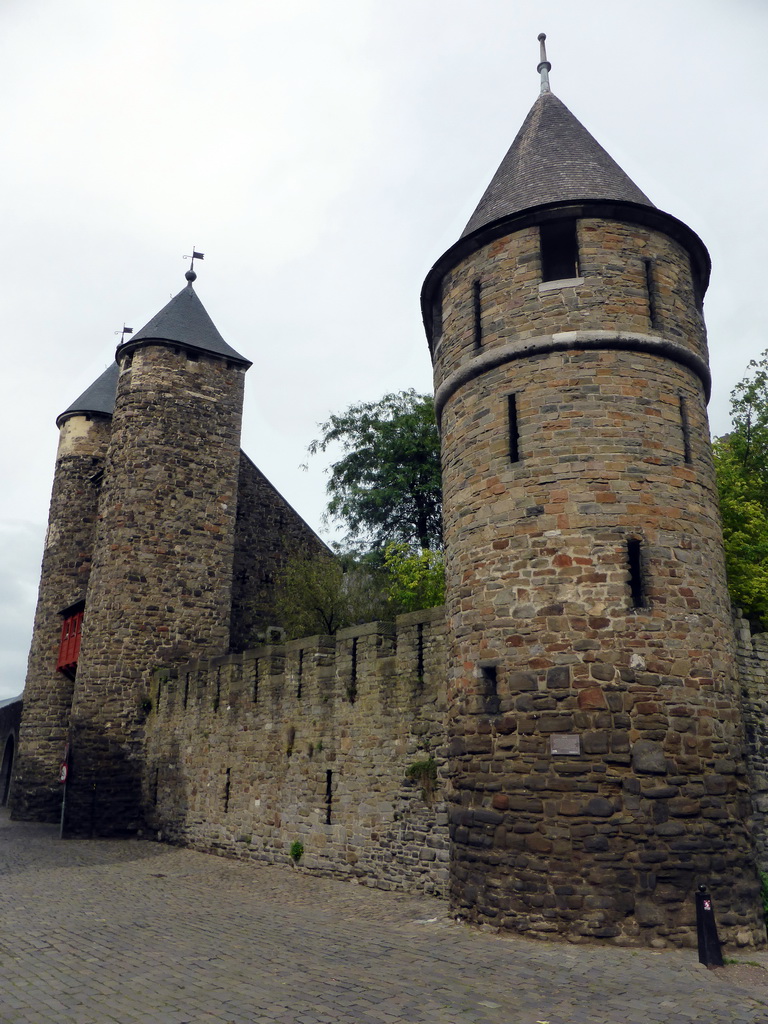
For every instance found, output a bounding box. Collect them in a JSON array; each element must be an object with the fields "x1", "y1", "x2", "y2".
[{"x1": 1, "y1": 811, "x2": 768, "y2": 1023}]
